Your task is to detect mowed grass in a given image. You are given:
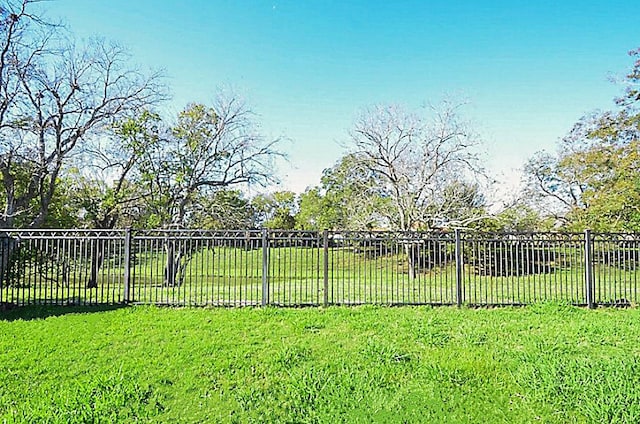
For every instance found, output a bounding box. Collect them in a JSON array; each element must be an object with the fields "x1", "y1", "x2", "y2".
[{"x1": 2, "y1": 304, "x2": 640, "y2": 423}]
